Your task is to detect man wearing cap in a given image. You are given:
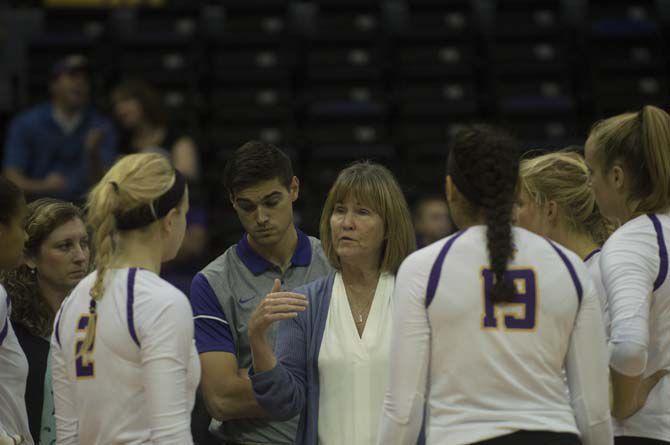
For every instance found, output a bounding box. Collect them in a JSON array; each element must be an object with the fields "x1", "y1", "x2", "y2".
[
  {"x1": 189, "y1": 141, "x2": 332, "y2": 445},
  {"x1": 3, "y1": 55, "x2": 118, "y2": 202}
]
